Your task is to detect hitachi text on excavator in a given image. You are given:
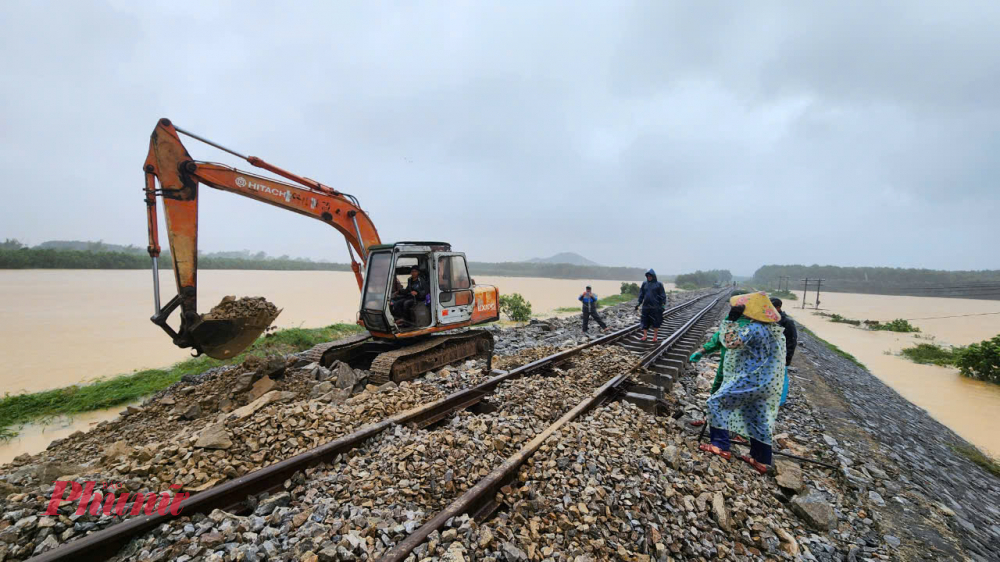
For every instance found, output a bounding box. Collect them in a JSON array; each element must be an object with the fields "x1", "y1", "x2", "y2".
[{"x1": 142, "y1": 118, "x2": 499, "y2": 383}]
